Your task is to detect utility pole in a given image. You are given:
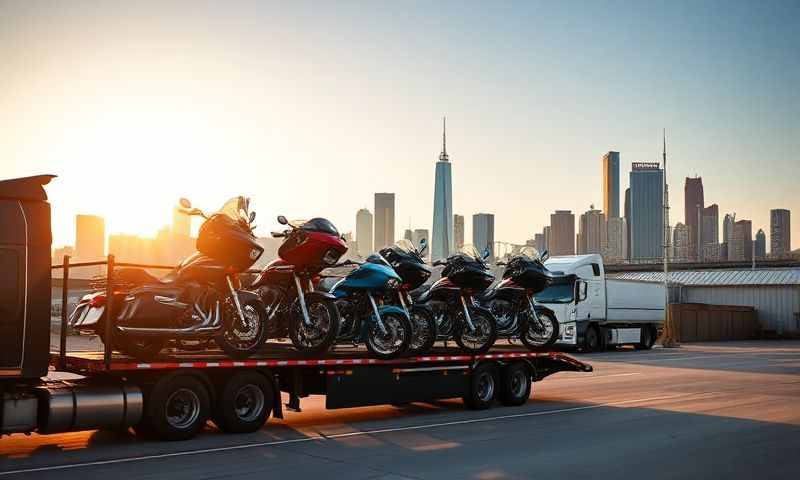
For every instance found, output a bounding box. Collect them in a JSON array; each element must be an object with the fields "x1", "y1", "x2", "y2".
[{"x1": 661, "y1": 129, "x2": 679, "y2": 347}]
